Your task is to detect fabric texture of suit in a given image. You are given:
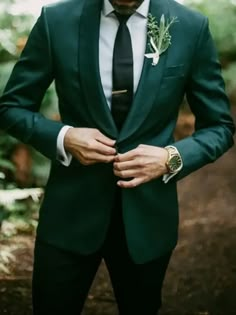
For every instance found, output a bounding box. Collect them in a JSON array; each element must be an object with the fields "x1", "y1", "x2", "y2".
[{"x1": 0, "y1": 0, "x2": 234, "y2": 264}]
